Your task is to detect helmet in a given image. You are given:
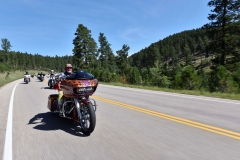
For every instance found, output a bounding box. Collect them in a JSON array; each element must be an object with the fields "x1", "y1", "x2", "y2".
[{"x1": 51, "y1": 70, "x2": 54, "y2": 74}]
